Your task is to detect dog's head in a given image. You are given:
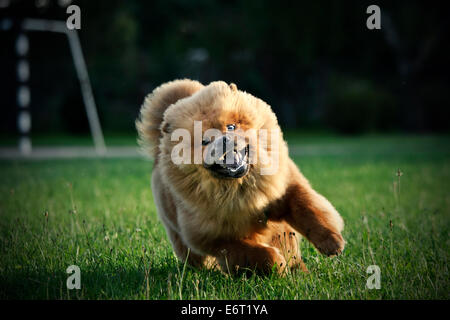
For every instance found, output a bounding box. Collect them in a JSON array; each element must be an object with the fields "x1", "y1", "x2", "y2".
[{"x1": 159, "y1": 81, "x2": 290, "y2": 213}]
